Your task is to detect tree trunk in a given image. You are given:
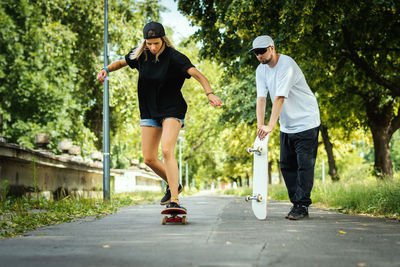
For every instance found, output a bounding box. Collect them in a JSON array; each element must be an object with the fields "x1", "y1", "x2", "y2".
[
  {"x1": 277, "y1": 160, "x2": 283, "y2": 184},
  {"x1": 365, "y1": 99, "x2": 397, "y2": 179},
  {"x1": 320, "y1": 125, "x2": 340, "y2": 182},
  {"x1": 370, "y1": 127, "x2": 393, "y2": 179},
  {"x1": 342, "y1": 29, "x2": 400, "y2": 180},
  {"x1": 268, "y1": 160, "x2": 272, "y2": 184}
]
